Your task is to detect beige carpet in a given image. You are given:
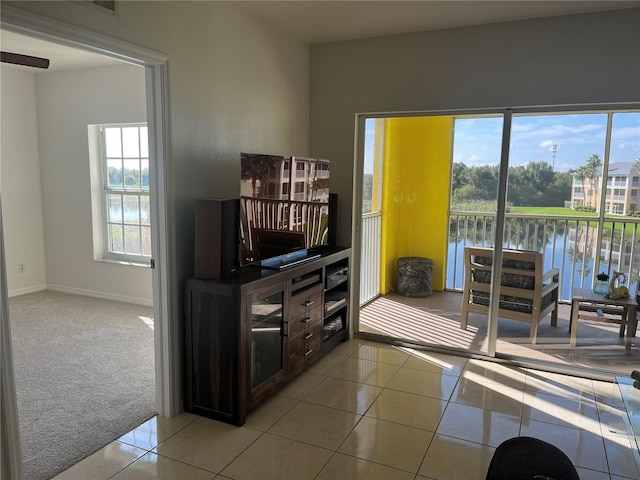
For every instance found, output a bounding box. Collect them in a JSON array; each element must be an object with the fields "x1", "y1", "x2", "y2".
[{"x1": 9, "y1": 290, "x2": 156, "y2": 480}]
